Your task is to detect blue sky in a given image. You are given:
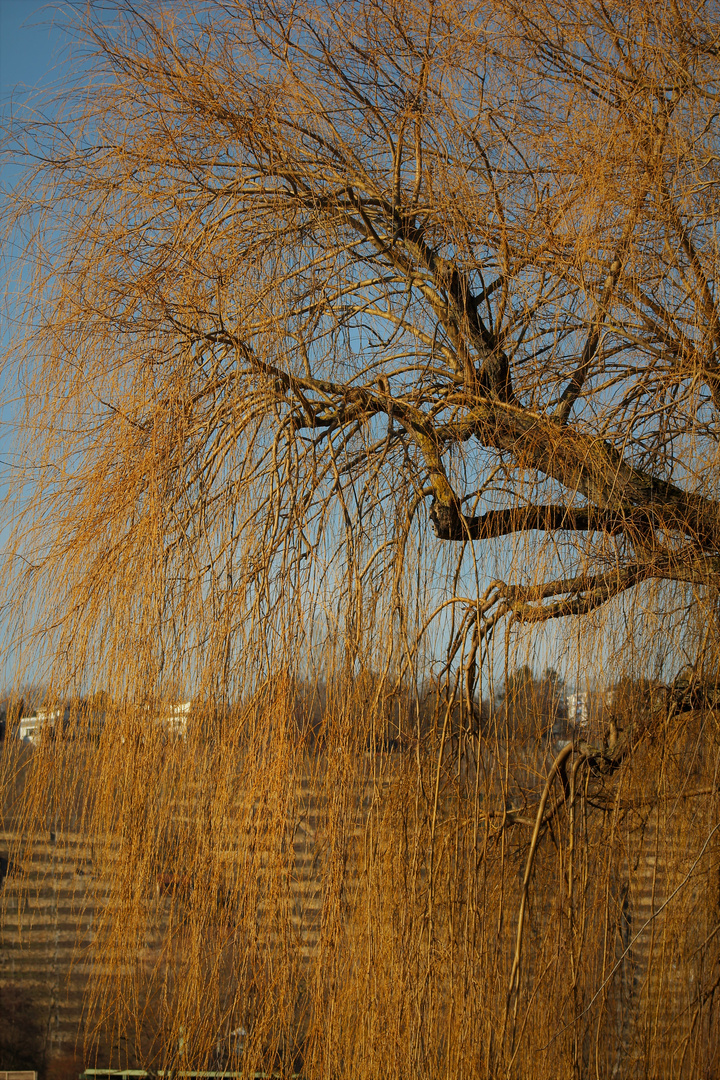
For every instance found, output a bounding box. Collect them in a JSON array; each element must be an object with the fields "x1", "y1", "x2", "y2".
[
  {"x1": 1, "y1": 0, "x2": 75, "y2": 441},
  {"x1": 0, "y1": 2, "x2": 79, "y2": 689},
  {"x1": 0, "y1": 1, "x2": 74, "y2": 106}
]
